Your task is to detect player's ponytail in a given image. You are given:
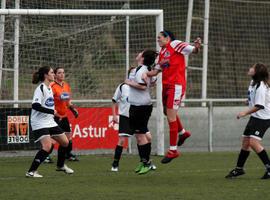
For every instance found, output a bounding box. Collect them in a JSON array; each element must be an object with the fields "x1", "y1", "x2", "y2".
[
  {"x1": 32, "y1": 66, "x2": 51, "y2": 84},
  {"x1": 32, "y1": 71, "x2": 40, "y2": 84},
  {"x1": 252, "y1": 63, "x2": 270, "y2": 87}
]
